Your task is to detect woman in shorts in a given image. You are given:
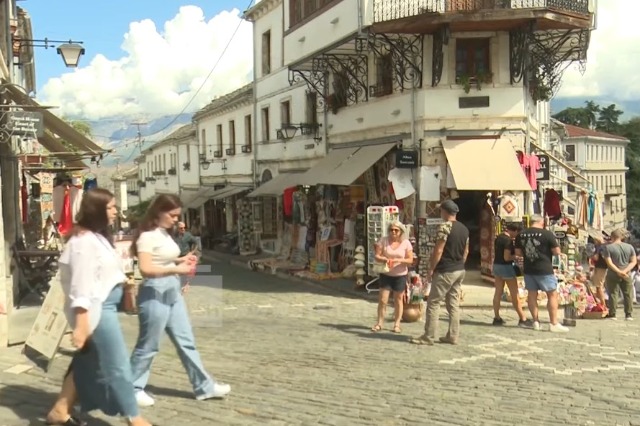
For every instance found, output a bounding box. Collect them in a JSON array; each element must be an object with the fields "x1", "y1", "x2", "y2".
[{"x1": 492, "y1": 222, "x2": 527, "y2": 326}]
